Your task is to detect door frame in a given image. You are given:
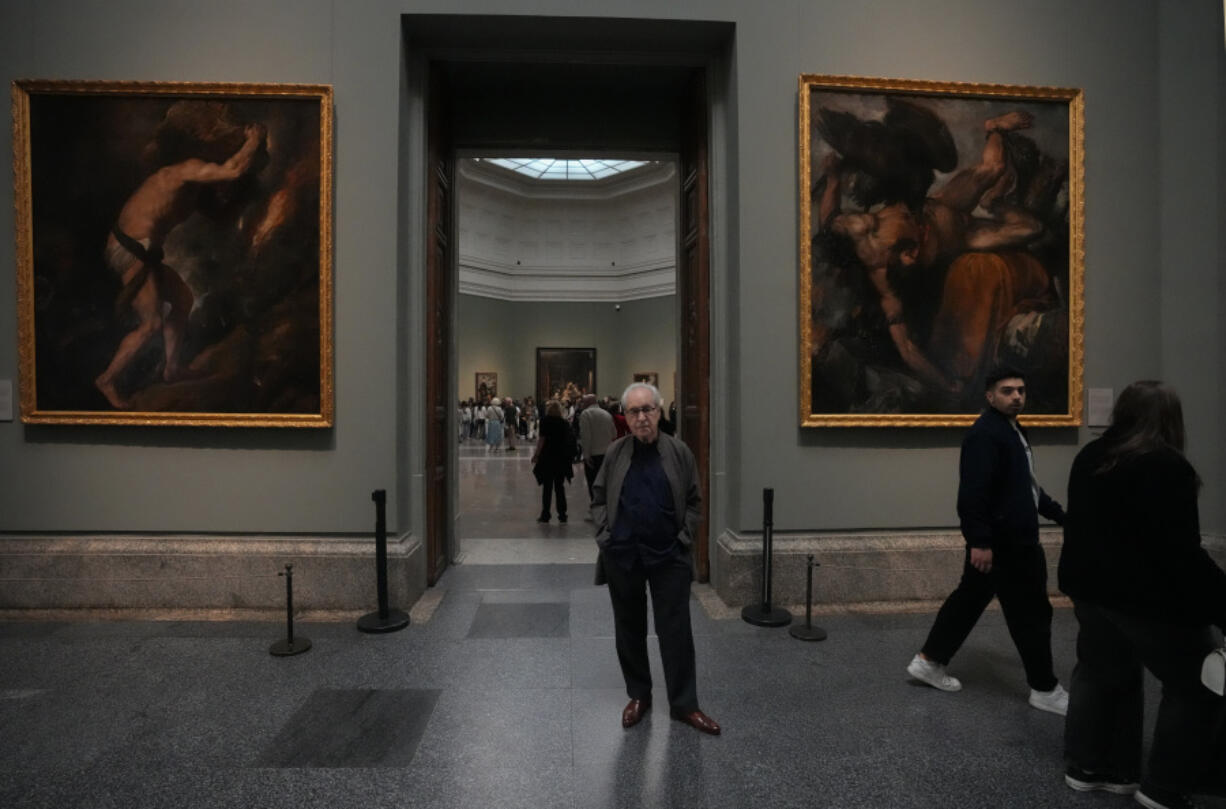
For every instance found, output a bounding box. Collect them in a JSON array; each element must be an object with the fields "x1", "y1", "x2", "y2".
[{"x1": 416, "y1": 36, "x2": 725, "y2": 584}]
